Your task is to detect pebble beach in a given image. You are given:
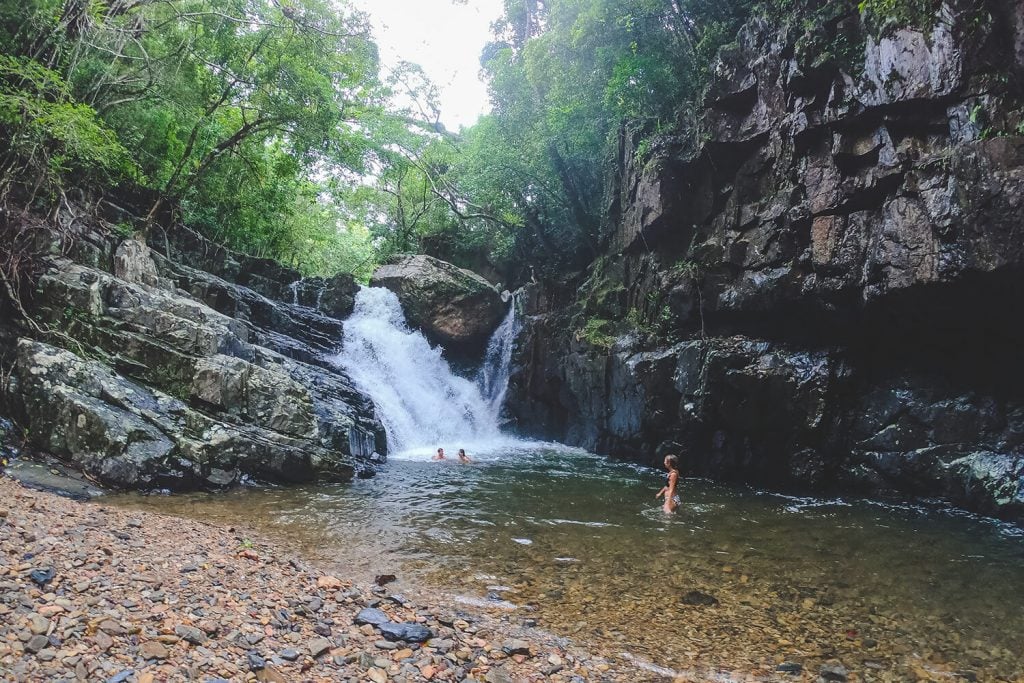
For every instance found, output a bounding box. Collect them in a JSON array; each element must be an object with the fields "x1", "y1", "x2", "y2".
[{"x1": 0, "y1": 477, "x2": 651, "y2": 683}]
